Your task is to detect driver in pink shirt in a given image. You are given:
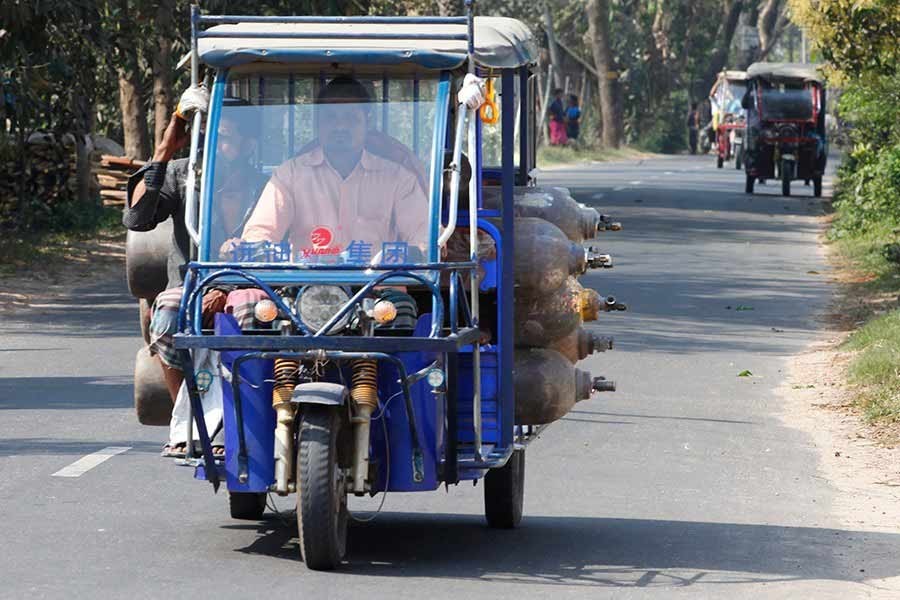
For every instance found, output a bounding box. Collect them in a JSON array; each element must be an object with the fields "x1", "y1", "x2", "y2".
[{"x1": 229, "y1": 76, "x2": 428, "y2": 264}]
